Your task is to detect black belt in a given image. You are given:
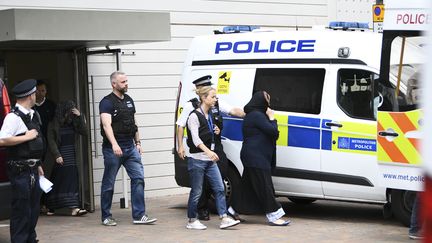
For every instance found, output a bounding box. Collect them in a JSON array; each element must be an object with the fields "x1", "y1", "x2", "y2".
[{"x1": 8, "y1": 159, "x2": 40, "y2": 168}]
